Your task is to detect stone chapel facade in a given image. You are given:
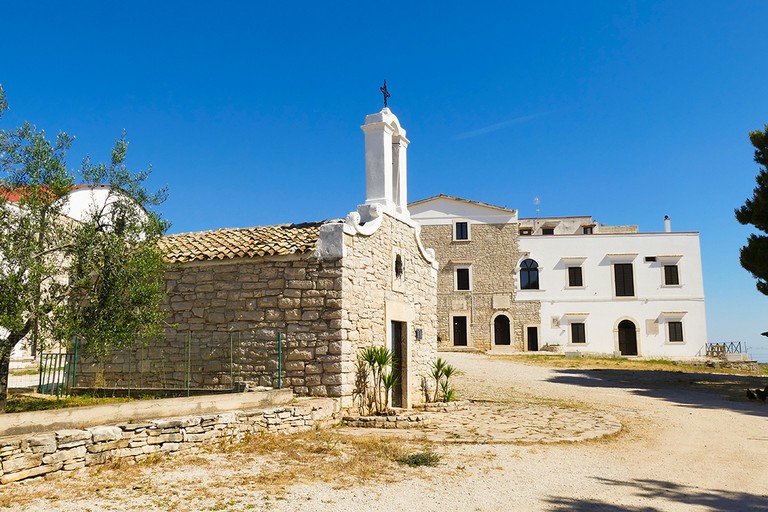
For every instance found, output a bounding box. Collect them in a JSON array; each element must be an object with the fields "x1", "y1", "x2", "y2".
[{"x1": 77, "y1": 108, "x2": 438, "y2": 409}]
